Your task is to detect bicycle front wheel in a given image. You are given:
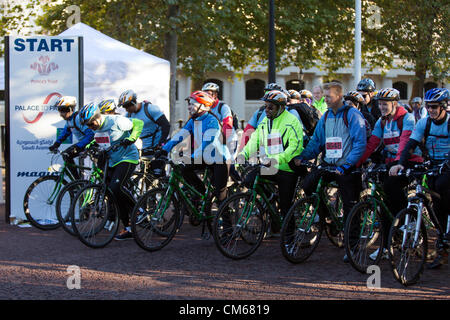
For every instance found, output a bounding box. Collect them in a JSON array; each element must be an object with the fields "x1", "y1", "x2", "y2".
[
  {"x1": 280, "y1": 197, "x2": 323, "y2": 264},
  {"x1": 388, "y1": 206, "x2": 428, "y2": 286},
  {"x1": 56, "y1": 179, "x2": 89, "y2": 236},
  {"x1": 23, "y1": 175, "x2": 67, "y2": 230},
  {"x1": 130, "y1": 188, "x2": 181, "y2": 252},
  {"x1": 70, "y1": 184, "x2": 120, "y2": 248},
  {"x1": 344, "y1": 199, "x2": 384, "y2": 273},
  {"x1": 213, "y1": 192, "x2": 266, "y2": 260}
]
